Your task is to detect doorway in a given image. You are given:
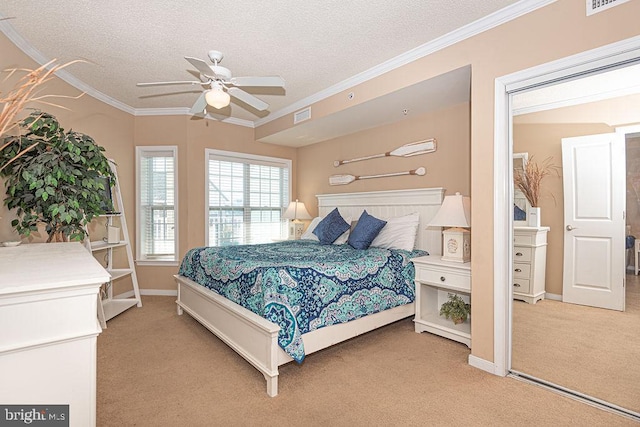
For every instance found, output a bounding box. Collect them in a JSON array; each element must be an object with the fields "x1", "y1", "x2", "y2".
[
  {"x1": 561, "y1": 132, "x2": 626, "y2": 311},
  {"x1": 494, "y1": 36, "x2": 640, "y2": 420}
]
